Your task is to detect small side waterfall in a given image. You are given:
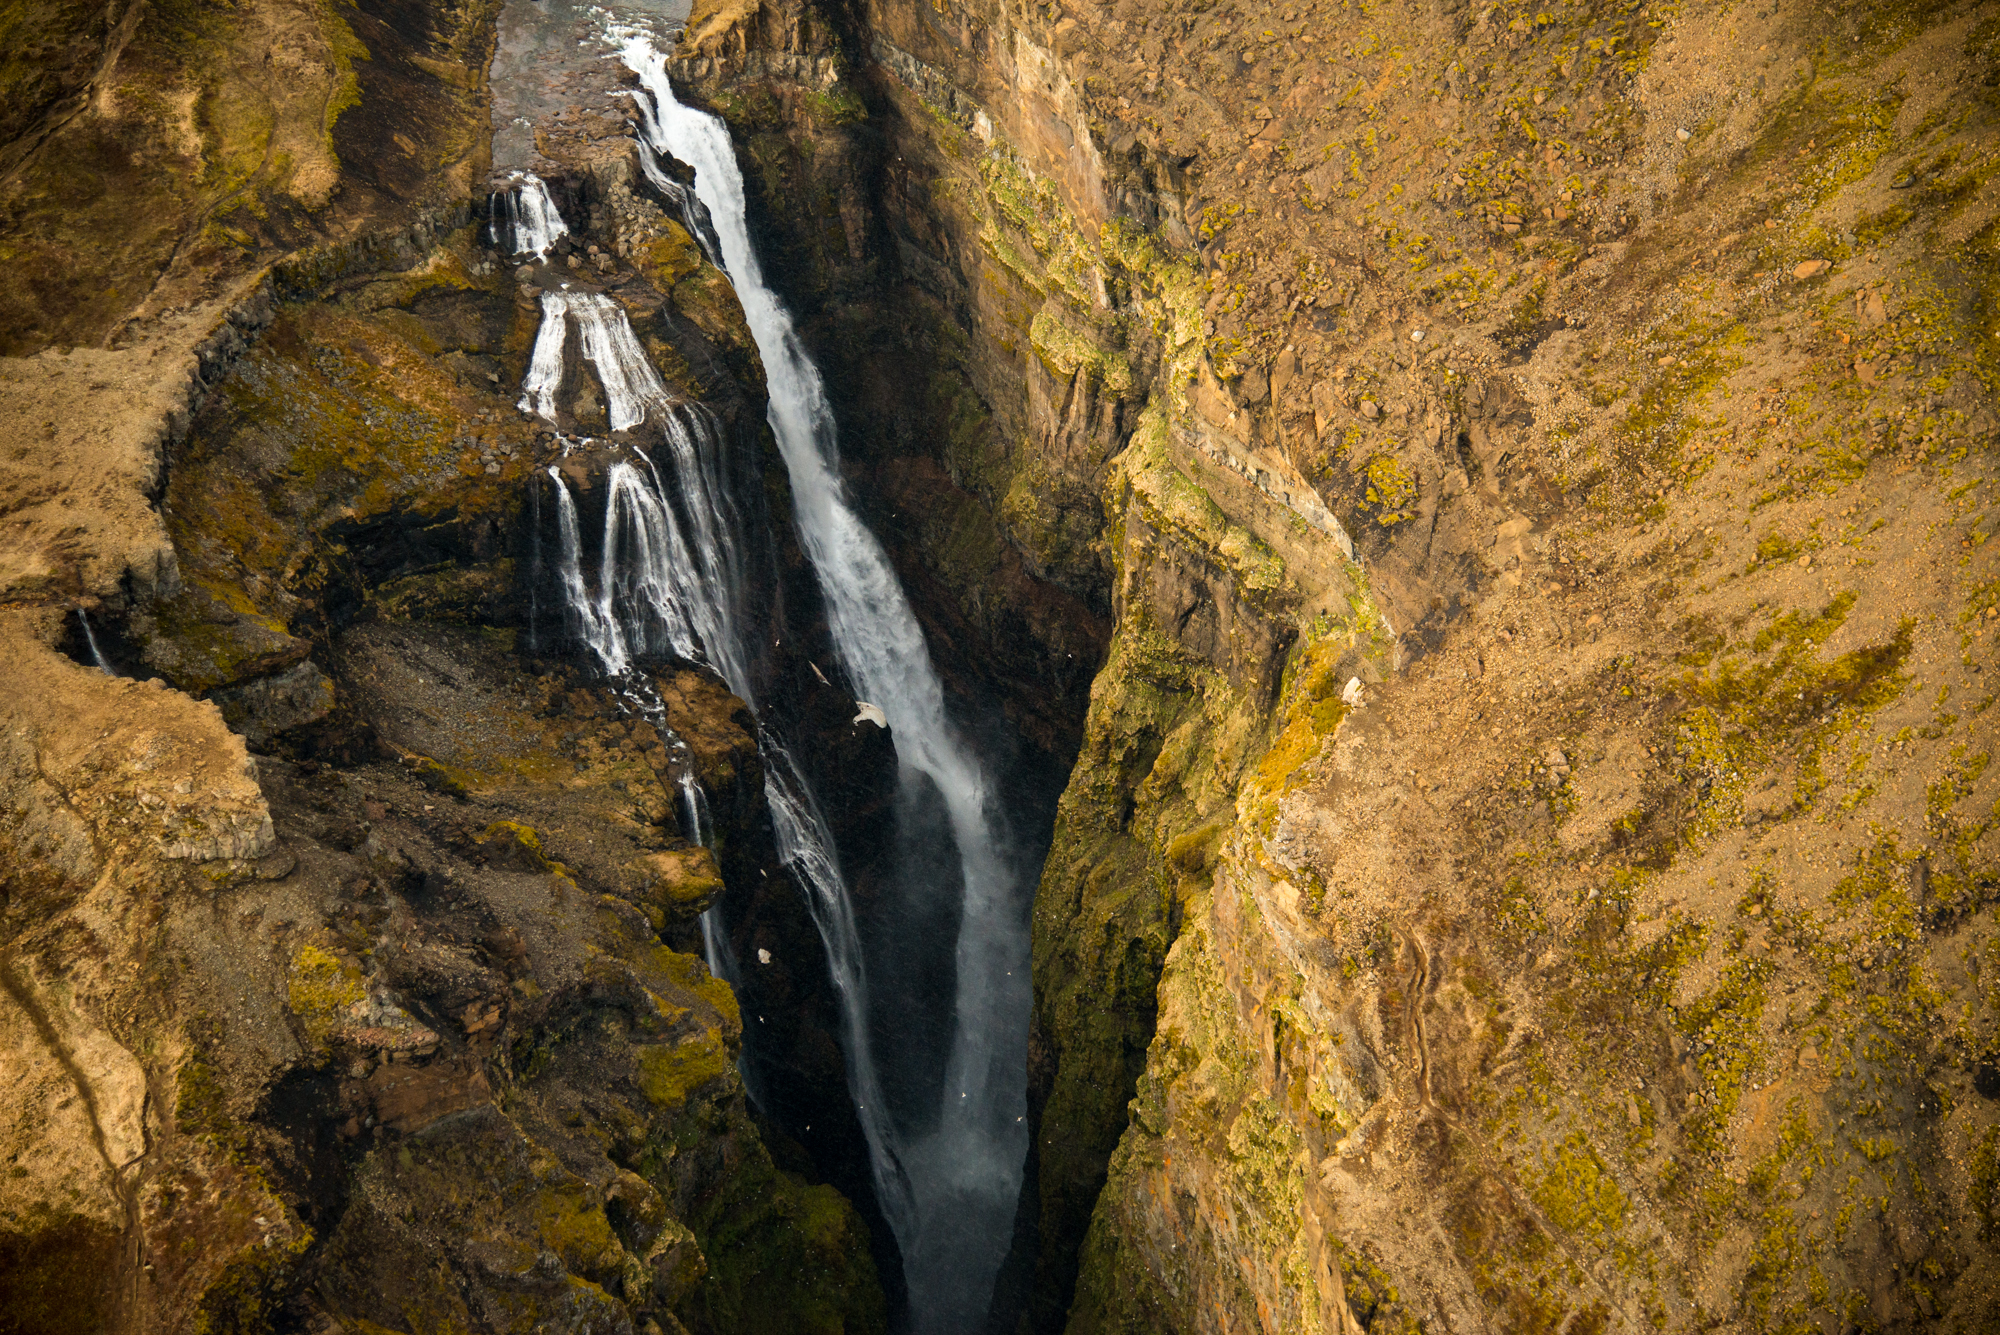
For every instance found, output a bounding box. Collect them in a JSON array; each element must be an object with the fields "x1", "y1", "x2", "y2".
[
  {"x1": 535, "y1": 399, "x2": 917, "y2": 1250},
  {"x1": 546, "y1": 466, "x2": 629, "y2": 670},
  {"x1": 663, "y1": 728, "x2": 739, "y2": 987},
  {"x1": 620, "y1": 31, "x2": 1030, "y2": 1332},
  {"x1": 489, "y1": 170, "x2": 570, "y2": 261},
  {"x1": 520, "y1": 290, "x2": 674, "y2": 431},
  {"x1": 77, "y1": 609, "x2": 115, "y2": 675}
]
